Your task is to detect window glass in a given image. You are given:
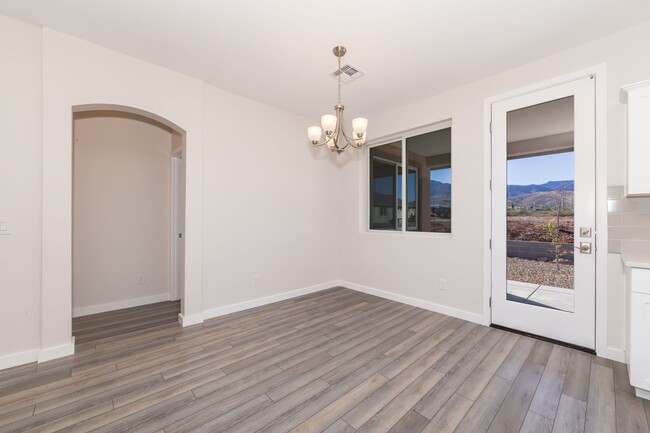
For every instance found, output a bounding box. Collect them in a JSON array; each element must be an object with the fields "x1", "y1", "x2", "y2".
[
  {"x1": 405, "y1": 127, "x2": 452, "y2": 233},
  {"x1": 369, "y1": 141, "x2": 402, "y2": 230}
]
